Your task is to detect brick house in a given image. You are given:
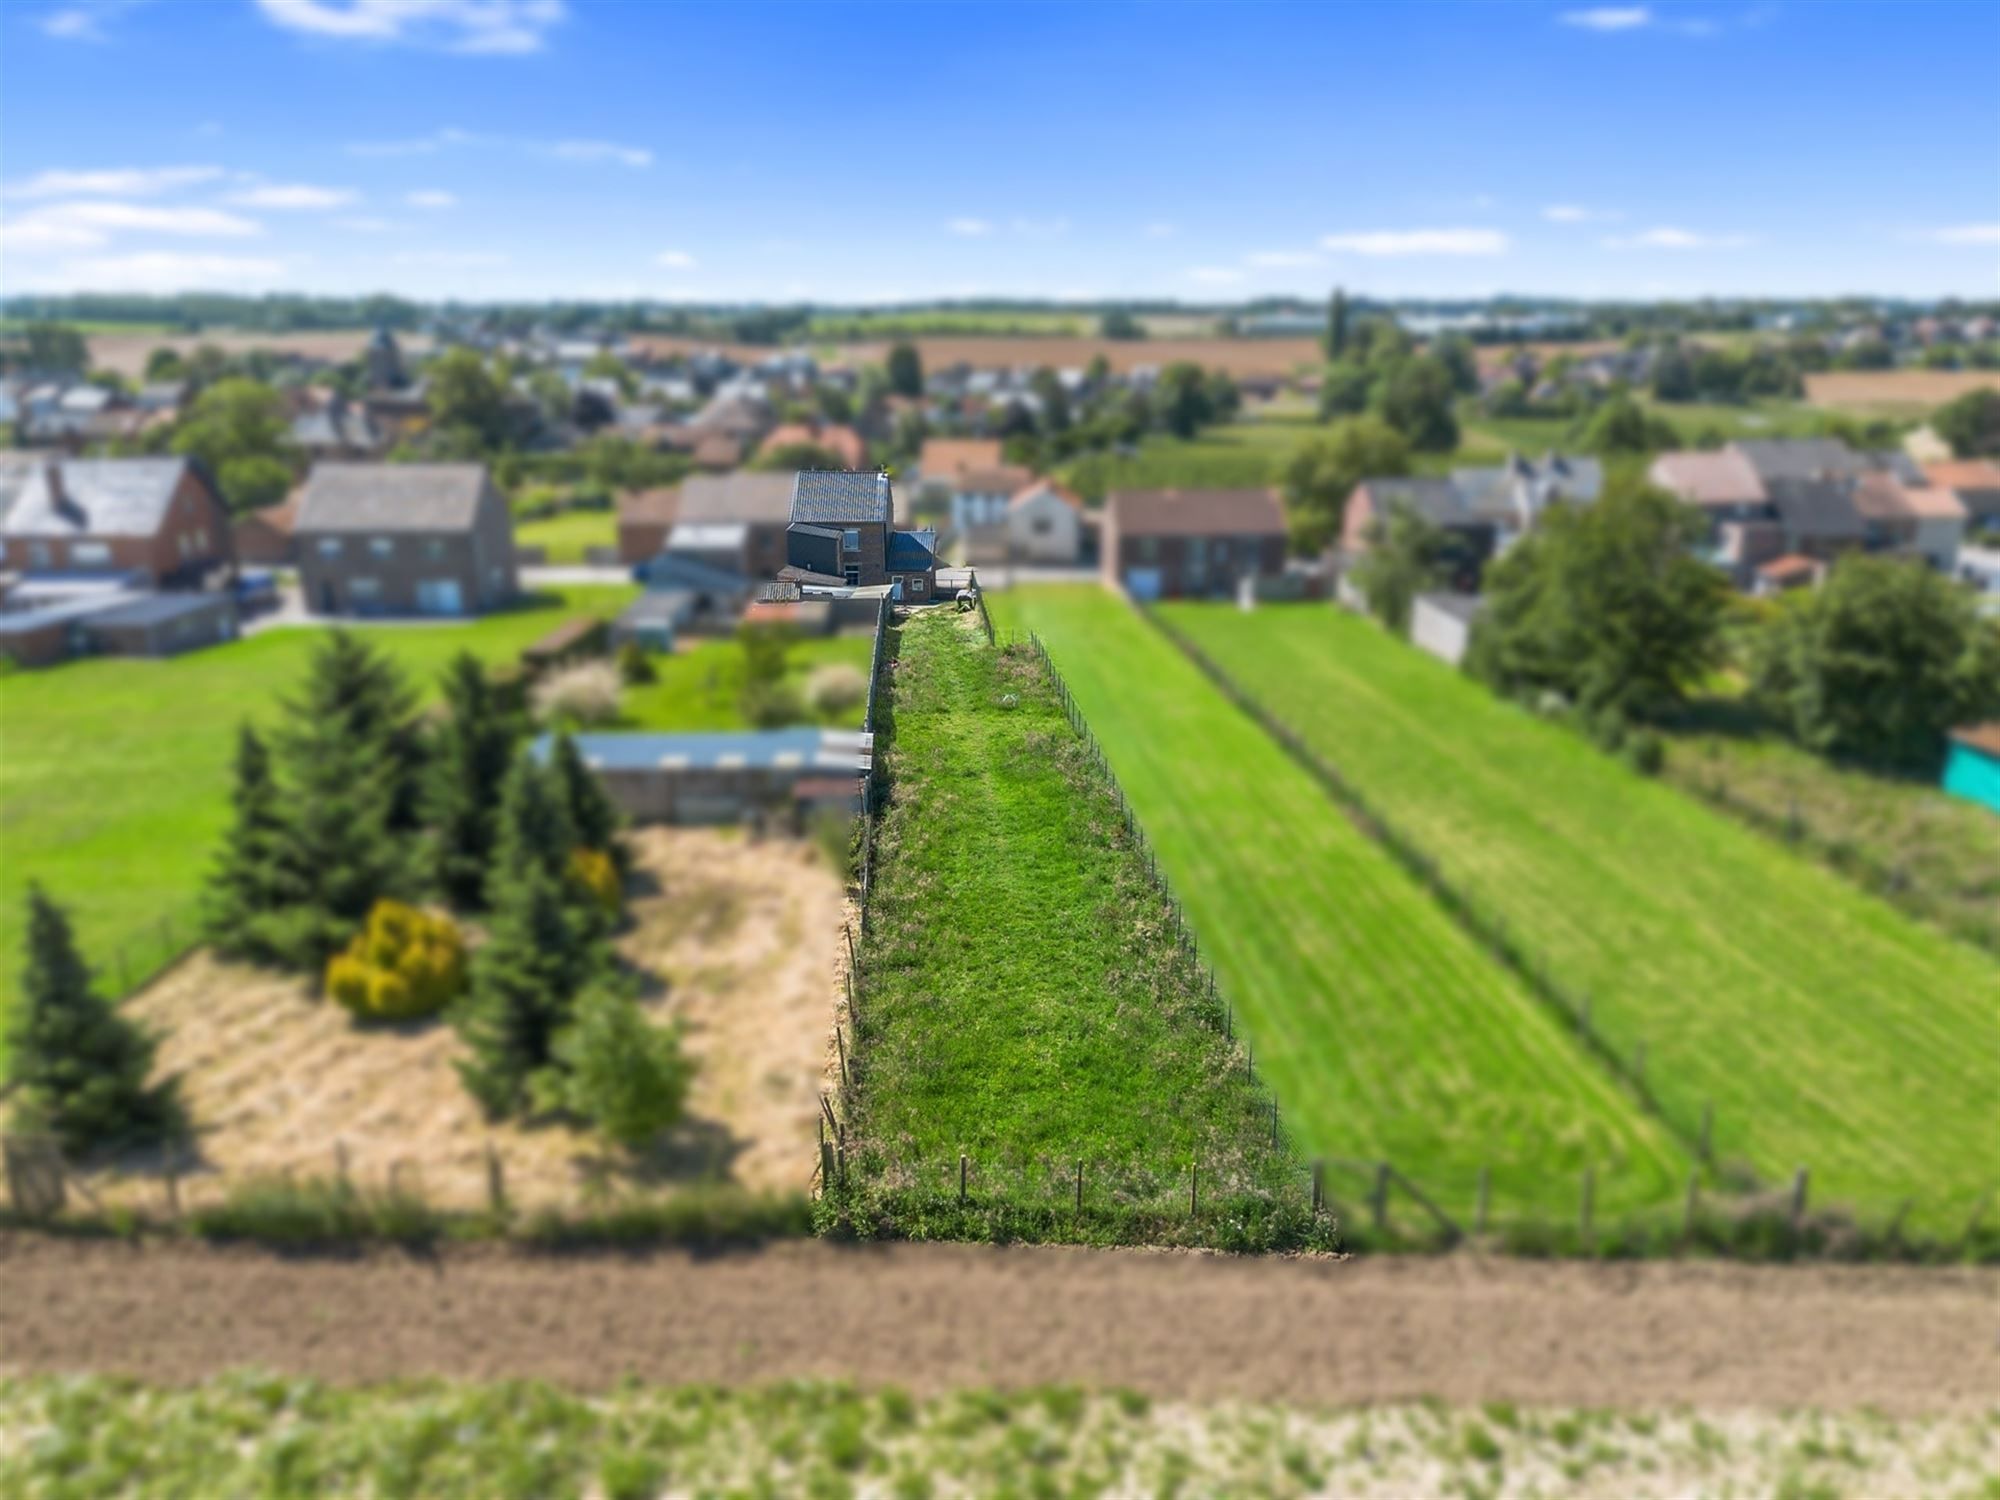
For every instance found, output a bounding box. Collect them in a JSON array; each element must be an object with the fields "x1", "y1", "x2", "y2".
[
  {"x1": 783, "y1": 469, "x2": 938, "y2": 600},
  {"x1": 295, "y1": 462, "x2": 518, "y2": 617},
  {"x1": 1101, "y1": 488, "x2": 1287, "y2": 600},
  {"x1": 0, "y1": 456, "x2": 233, "y2": 585}
]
